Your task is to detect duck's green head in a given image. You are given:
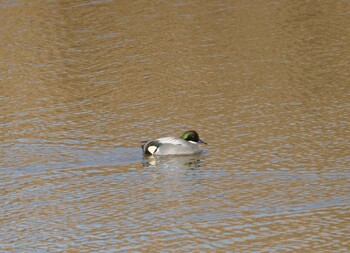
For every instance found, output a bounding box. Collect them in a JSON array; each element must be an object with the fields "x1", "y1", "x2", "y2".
[{"x1": 181, "y1": 130, "x2": 207, "y2": 145}]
